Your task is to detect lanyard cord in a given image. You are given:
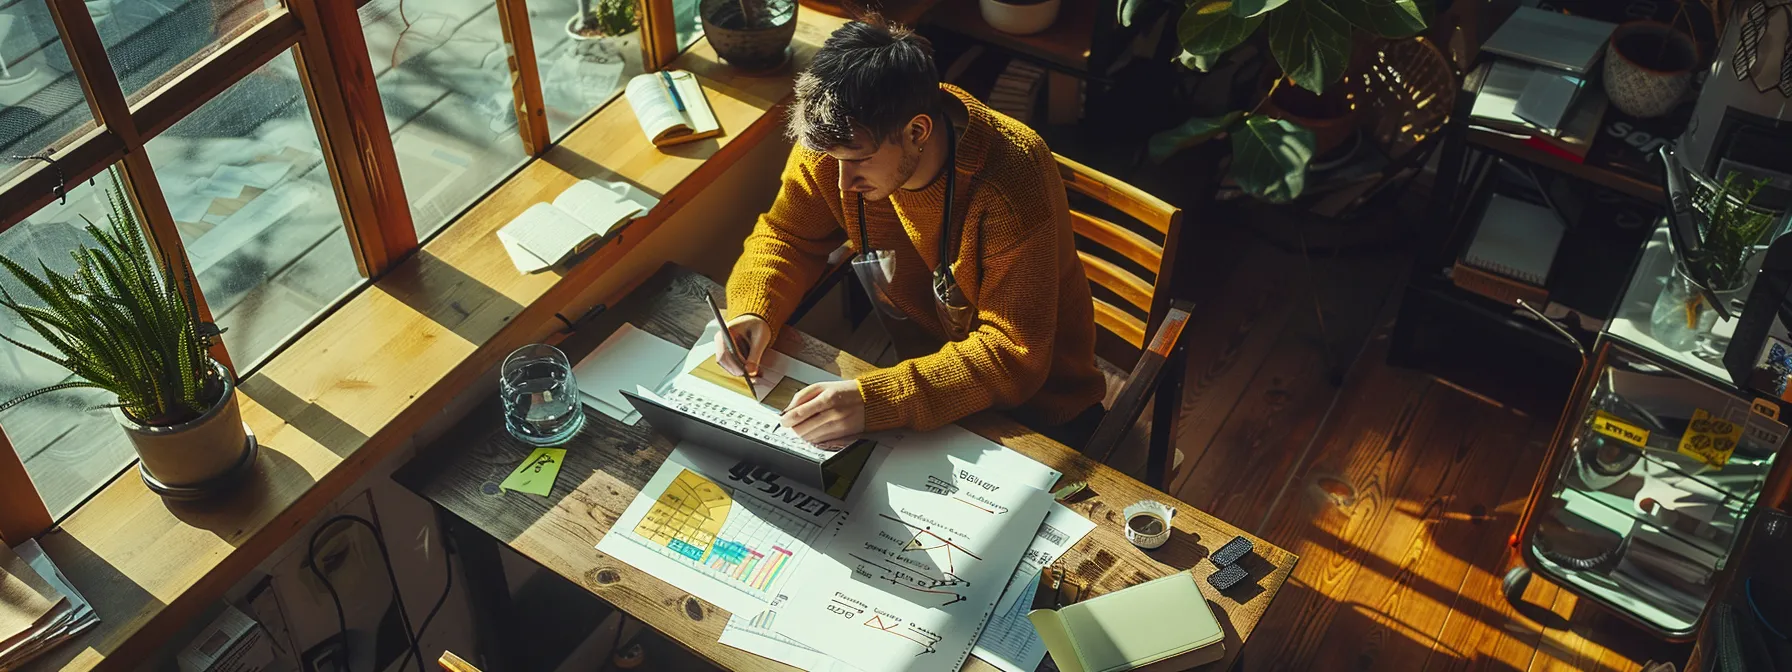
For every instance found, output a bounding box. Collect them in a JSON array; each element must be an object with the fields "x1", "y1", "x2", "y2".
[{"x1": 855, "y1": 122, "x2": 961, "y2": 272}]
